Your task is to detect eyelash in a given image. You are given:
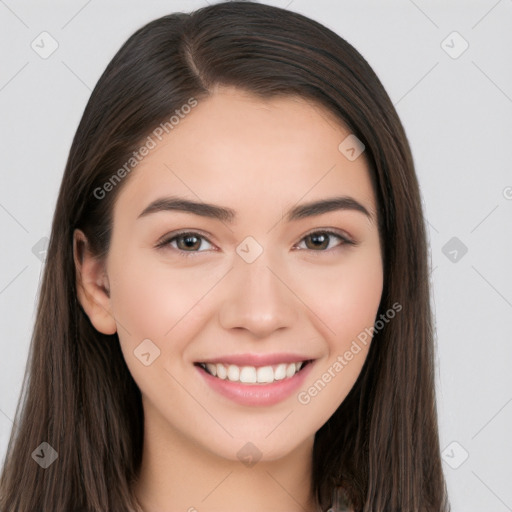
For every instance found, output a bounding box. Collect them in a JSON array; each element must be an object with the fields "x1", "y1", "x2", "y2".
[{"x1": 156, "y1": 229, "x2": 356, "y2": 258}]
